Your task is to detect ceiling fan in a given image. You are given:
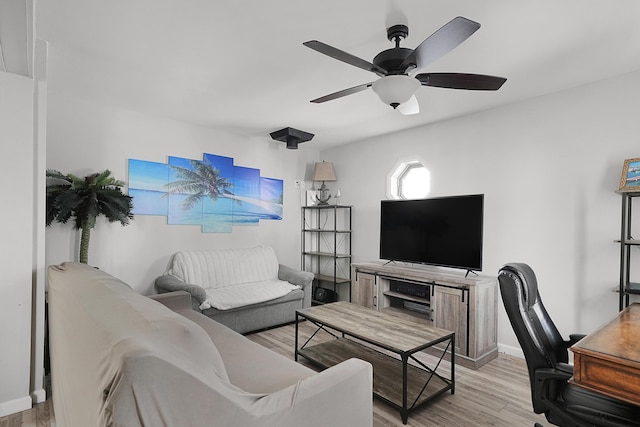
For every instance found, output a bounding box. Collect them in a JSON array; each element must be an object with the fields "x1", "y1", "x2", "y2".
[{"x1": 303, "y1": 16, "x2": 507, "y2": 115}]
